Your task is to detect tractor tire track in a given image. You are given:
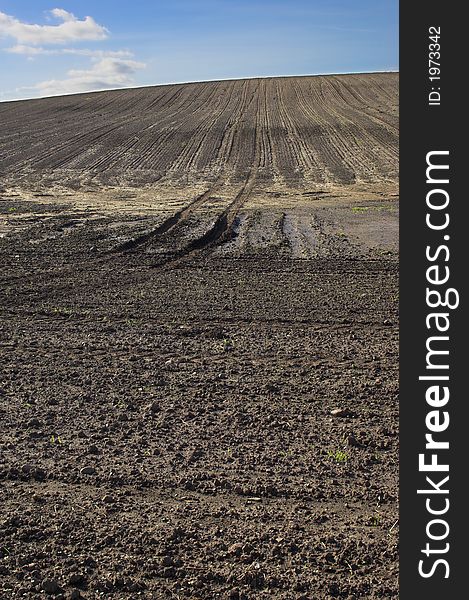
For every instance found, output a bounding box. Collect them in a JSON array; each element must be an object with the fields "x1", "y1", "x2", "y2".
[{"x1": 113, "y1": 181, "x2": 223, "y2": 253}]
